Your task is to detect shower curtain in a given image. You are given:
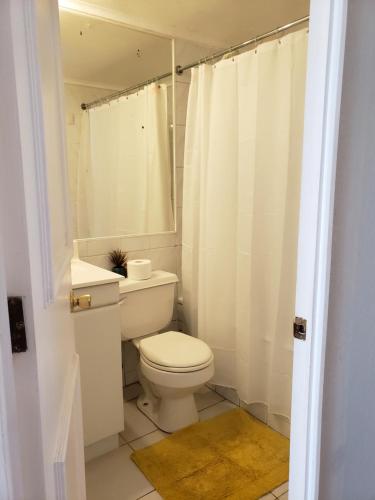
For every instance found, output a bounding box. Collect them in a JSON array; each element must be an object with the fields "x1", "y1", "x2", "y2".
[
  {"x1": 182, "y1": 30, "x2": 308, "y2": 420},
  {"x1": 77, "y1": 83, "x2": 173, "y2": 238}
]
